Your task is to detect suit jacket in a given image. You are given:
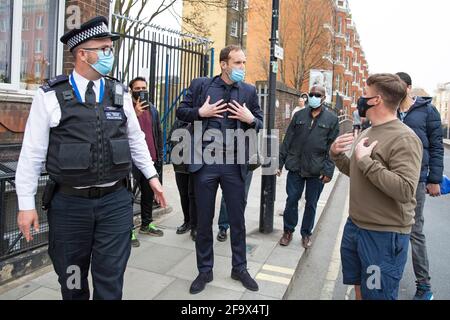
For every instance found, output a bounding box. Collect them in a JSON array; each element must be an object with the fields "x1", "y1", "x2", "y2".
[{"x1": 176, "y1": 76, "x2": 264, "y2": 180}]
